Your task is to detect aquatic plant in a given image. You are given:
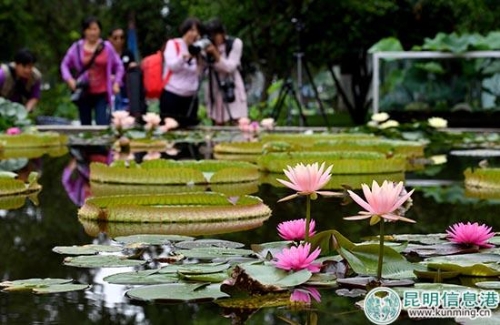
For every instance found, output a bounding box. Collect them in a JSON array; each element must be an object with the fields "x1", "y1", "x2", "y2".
[{"x1": 447, "y1": 222, "x2": 494, "y2": 248}]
